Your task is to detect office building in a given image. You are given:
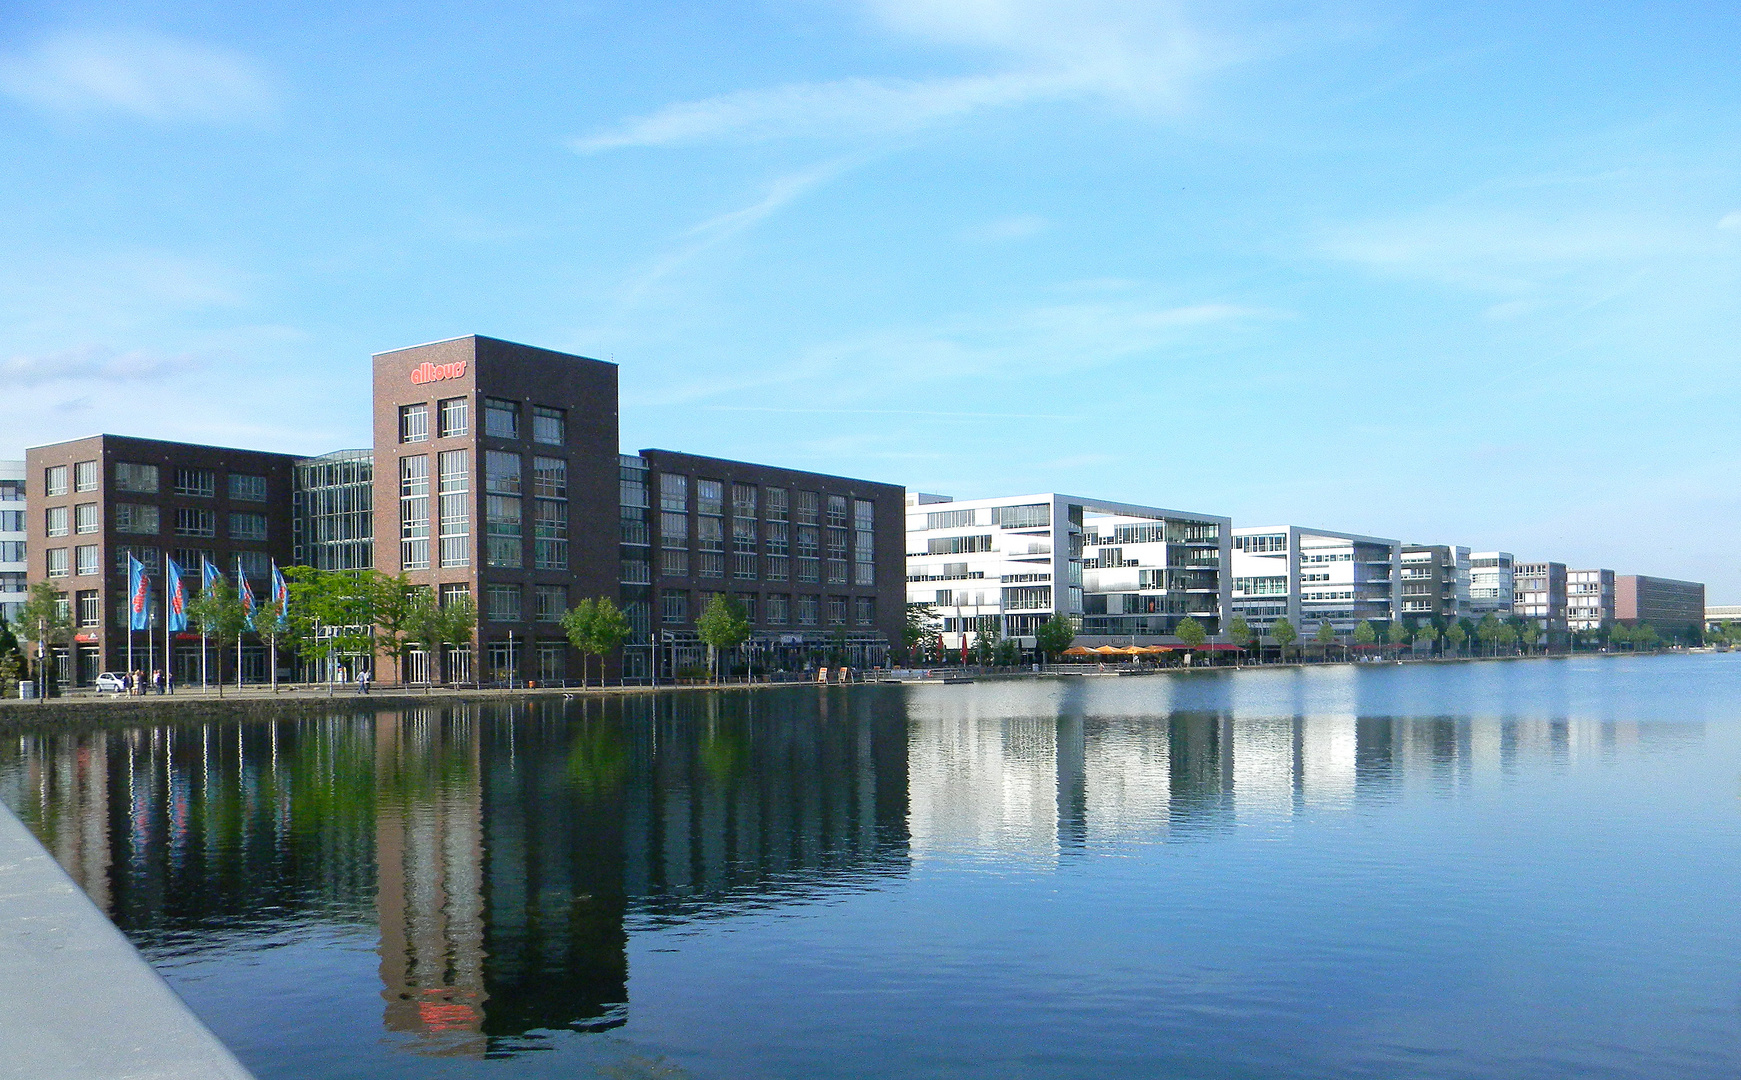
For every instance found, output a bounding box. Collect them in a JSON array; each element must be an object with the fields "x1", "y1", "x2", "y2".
[
  {"x1": 905, "y1": 493, "x2": 1229, "y2": 650},
  {"x1": 1231, "y1": 526, "x2": 1400, "y2": 635},
  {"x1": 1566, "y1": 568, "x2": 1615, "y2": 633},
  {"x1": 0, "y1": 461, "x2": 24, "y2": 626},
  {"x1": 292, "y1": 449, "x2": 374, "y2": 571},
  {"x1": 1512, "y1": 561, "x2": 1568, "y2": 638},
  {"x1": 1616, "y1": 575, "x2": 1705, "y2": 638},
  {"x1": 1707, "y1": 605, "x2": 1741, "y2": 632},
  {"x1": 1399, "y1": 544, "x2": 1470, "y2": 621},
  {"x1": 1468, "y1": 552, "x2": 1514, "y2": 616}
]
